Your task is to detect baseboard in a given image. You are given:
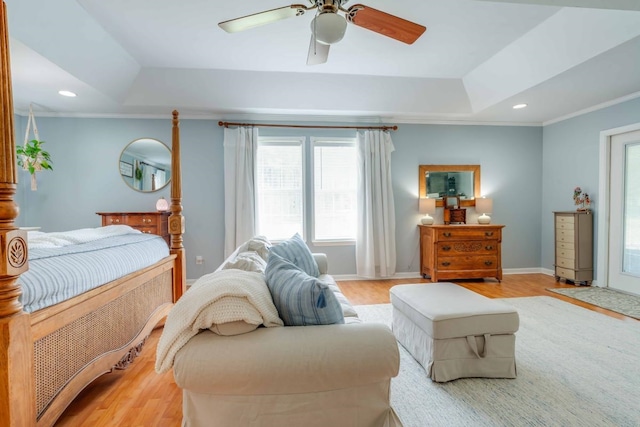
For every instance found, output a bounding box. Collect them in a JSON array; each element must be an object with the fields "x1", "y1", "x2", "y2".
[{"x1": 333, "y1": 268, "x2": 549, "y2": 282}]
